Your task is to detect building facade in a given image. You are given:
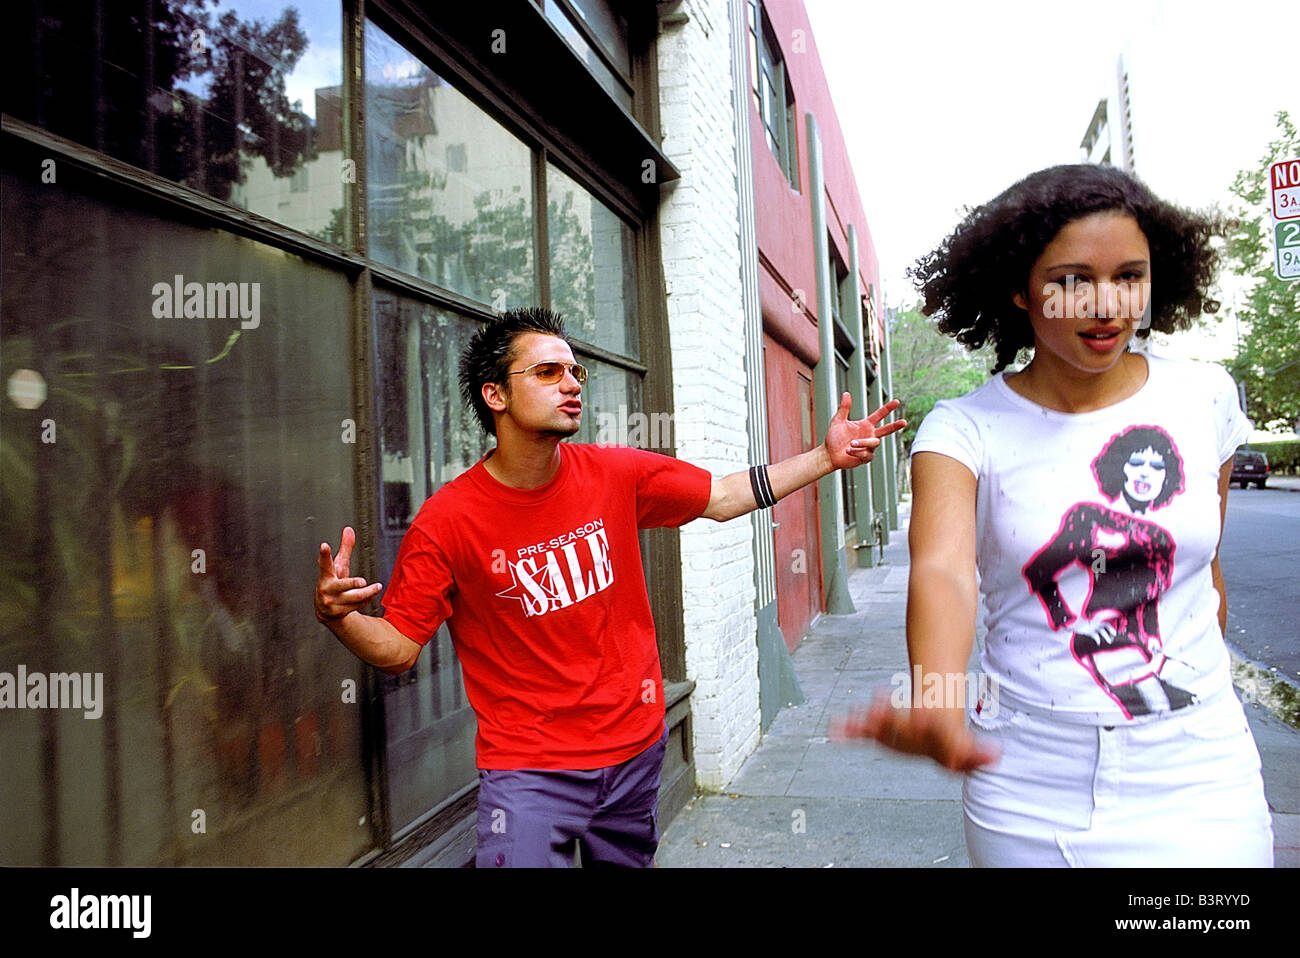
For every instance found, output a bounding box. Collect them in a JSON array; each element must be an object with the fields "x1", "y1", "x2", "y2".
[
  {"x1": 1, "y1": 0, "x2": 895, "y2": 865},
  {"x1": 743, "y1": 0, "x2": 897, "y2": 696},
  {"x1": 1080, "y1": 53, "x2": 1136, "y2": 172}
]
